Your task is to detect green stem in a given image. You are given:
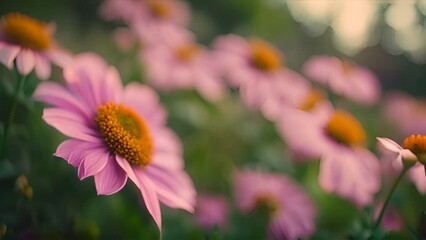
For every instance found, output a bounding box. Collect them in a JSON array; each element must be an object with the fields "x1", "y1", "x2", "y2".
[
  {"x1": 0, "y1": 74, "x2": 26, "y2": 161},
  {"x1": 373, "y1": 166, "x2": 409, "y2": 230}
]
